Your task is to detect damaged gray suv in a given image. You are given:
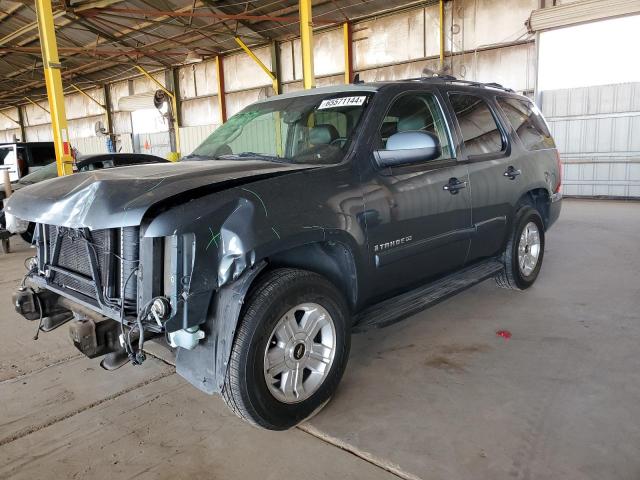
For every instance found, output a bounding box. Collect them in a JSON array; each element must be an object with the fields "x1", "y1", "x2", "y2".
[{"x1": 8, "y1": 77, "x2": 562, "y2": 430}]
